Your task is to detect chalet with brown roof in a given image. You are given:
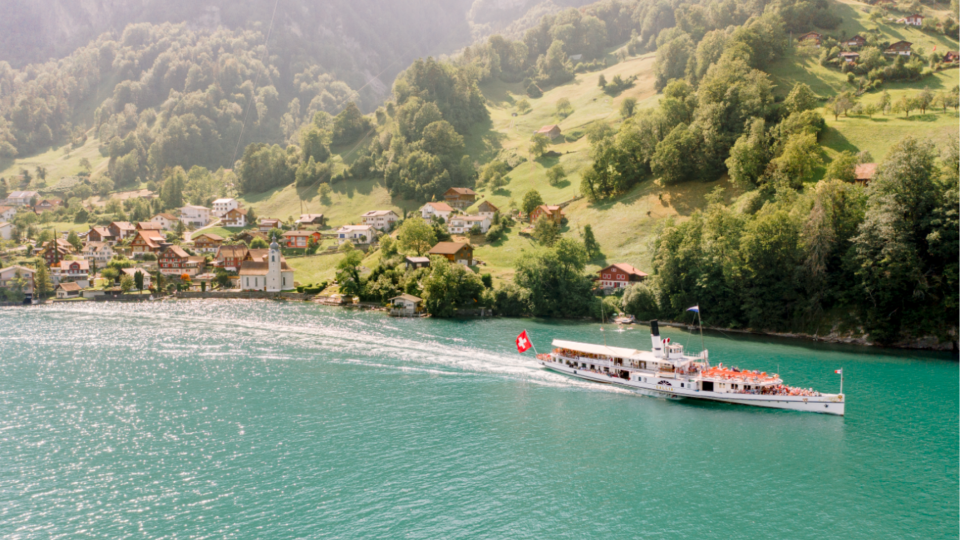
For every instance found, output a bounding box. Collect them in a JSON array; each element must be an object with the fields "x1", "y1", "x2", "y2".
[
  {"x1": 854, "y1": 163, "x2": 878, "y2": 186},
  {"x1": 193, "y1": 233, "x2": 224, "y2": 253},
  {"x1": 839, "y1": 52, "x2": 860, "y2": 63},
  {"x1": 223, "y1": 207, "x2": 248, "y2": 227},
  {"x1": 108, "y1": 221, "x2": 137, "y2": 240},
  {"x1": 158, "y1": 245, "x2": 204, "y2": 276},
  {"x1": 216, "y1": 244, "x2": 250, "y2": 271},
  {"x1": 40, "y1": 238, "x2": 73, "y2": 267},
  {"x1": 904, "y1": 13, "x2": 923, "y2": 26},
  {"x1": 797, "y1": 32, "x2": 822, "y2": 47},
  {"x1": 841, "y1": 35, "x2": 866, "y2": 48},
  {"x1": 235, "y1": 230, "x2": 268, "y2": 244},
  {"x1": 137, "y1": 221, "x2": 165, "y2": 231},
  {"x1": 477, "y1": 201, "x2": 499, "y2": 218},
  {"x1": 529, "y1": 204, "x2": 563, "y2": 225},
  {"x1": 296, "y1": 213, "x2": 325, "y2": 227},
  {"x1": 259, "y1": 218, "x2": 282, "y2": 232},
  {"x1": 536, "y1": 125, "x2": 562, "y2": 139},
  {"x1": 35, "y1": 199, "x2": 60, "y2": 213},
  {"x1": 885, "y1": 41, "x2": 912, "y2": 56},
  {"x1": 428, "y1": 242, "x2": 474, "y2": 266},
  {"x1": 55, "y1": 281, "x2": 83, "y2": 299},
  {"x1": 444, "y1": 188, "x2": 477, "y2": 209},
  {"x1": 597, "y1": 263, "x2": 648, "y2": 290},
  {"x1": 86, "y1": 226, "x2": 115, "y2": 243},
  {"x1": 131, "y1": 230, "x2": 167, "y2": 254}
]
